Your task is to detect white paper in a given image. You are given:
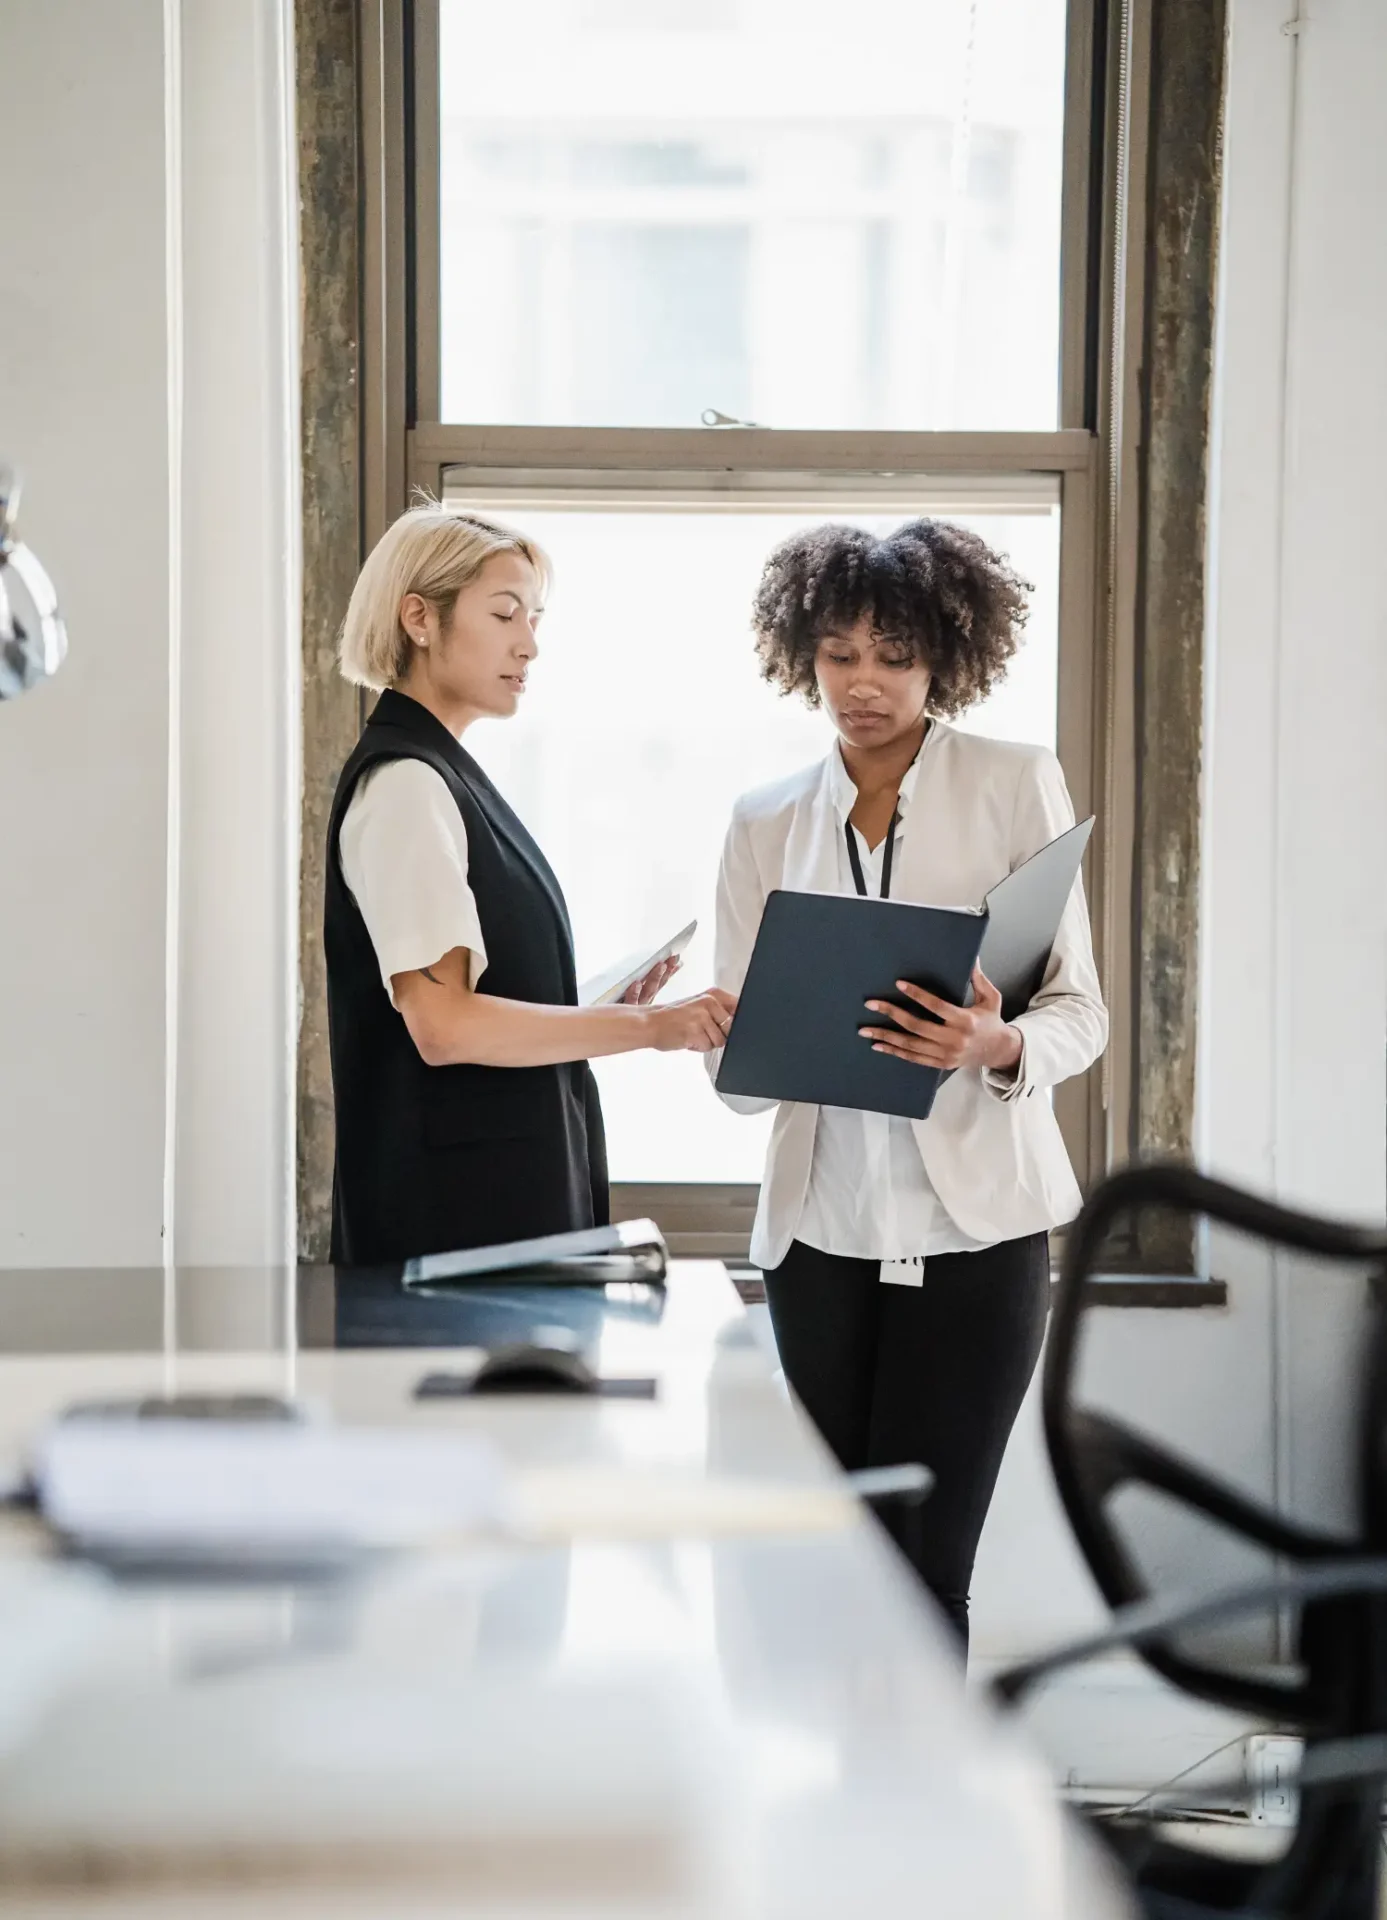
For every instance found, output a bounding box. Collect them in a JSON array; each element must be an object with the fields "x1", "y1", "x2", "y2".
[
  {"x1": 577, "y1": 919, "x2": 697, "y2": 1007},
  {"x1": 511, "y1": 1467, "x2": 857, "y2": 1539},
  {"x1": 33, "y1": 1421, "x2": 508, "y2": 1555}
]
